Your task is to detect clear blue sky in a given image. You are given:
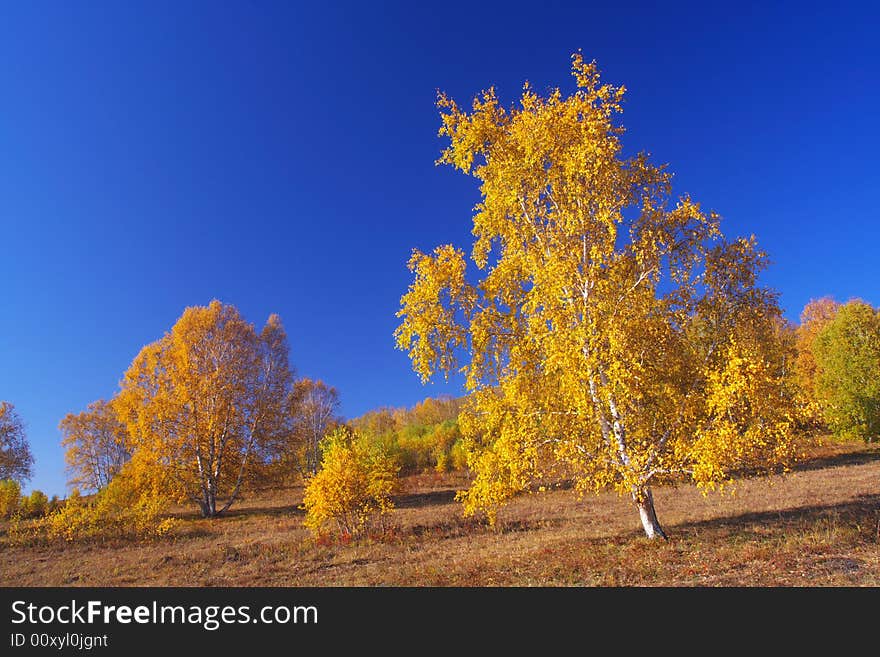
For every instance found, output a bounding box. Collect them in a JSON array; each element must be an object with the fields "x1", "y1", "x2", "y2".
[{"x1": 1, "y1": 1, "x2": 877, "y2": 497}]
